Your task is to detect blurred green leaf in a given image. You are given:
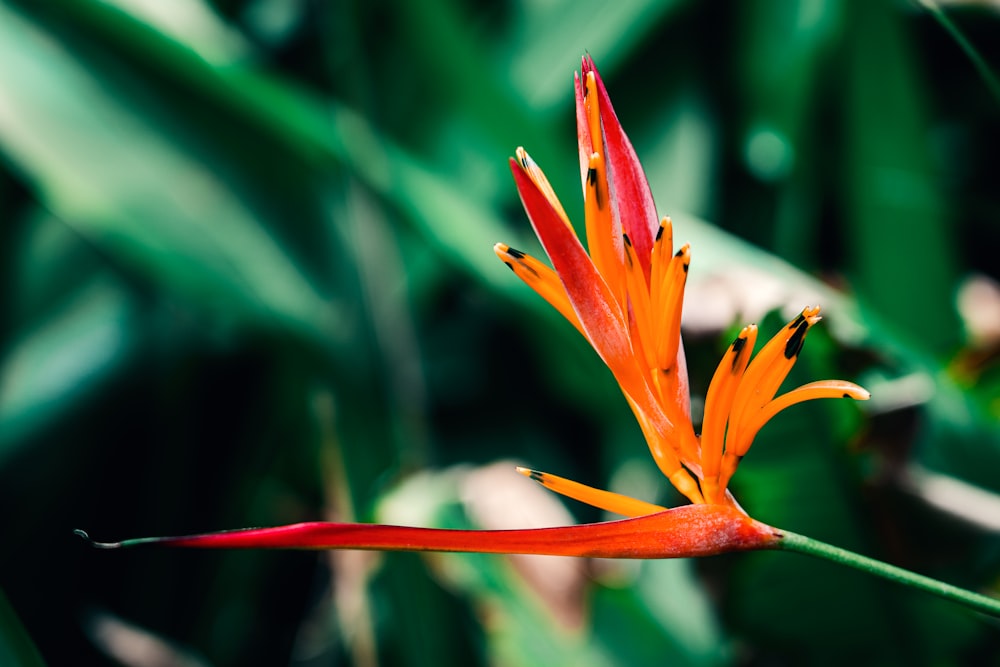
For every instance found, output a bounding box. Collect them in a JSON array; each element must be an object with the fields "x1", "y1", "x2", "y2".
[
  {"x1": 0, "y1": 589, "x2": 45, "y2": 667},
  {"x1": 0, "y1": 3, "x2": 337, "y2": 340},
  {"x1": 507, "y1": 0, "x2": 690, "y2": 111},
  {"x1": 0, "y1": 275, "x2": 134, "y2": 456},
  {"x1": 843, "y1": 0, "x2": 960, "y2": 356},
  {"x1": 591, "y1": 560, "x2": 728, "y2": 667}
]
